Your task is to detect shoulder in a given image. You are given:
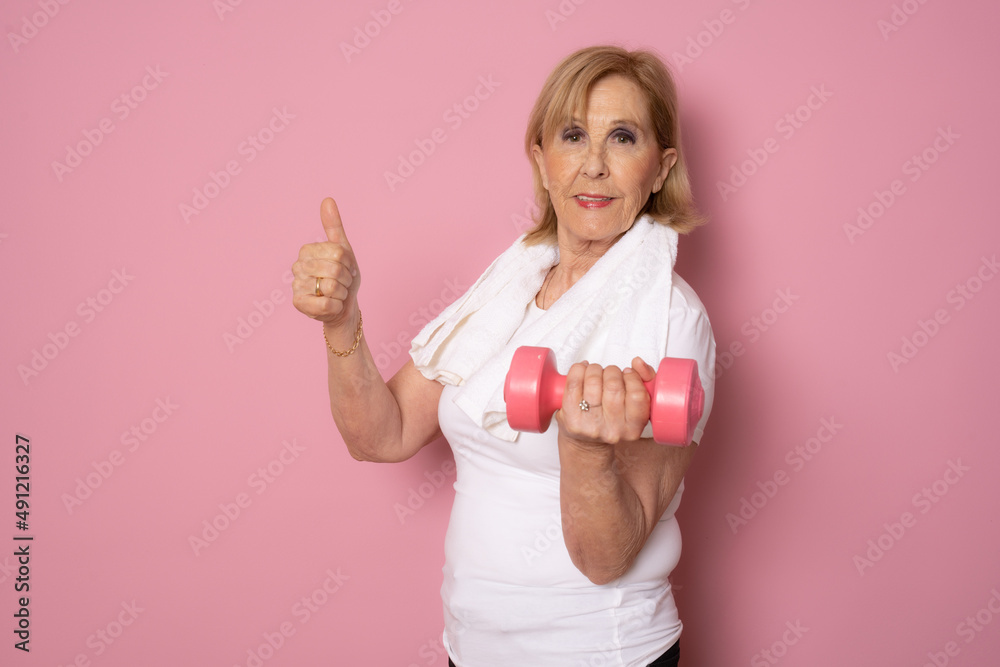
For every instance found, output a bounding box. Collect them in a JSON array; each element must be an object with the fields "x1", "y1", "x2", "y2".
[
  {"x1": 667, "y1": 273, "x2": 717, "y2": 444},
  {"x1": 664, "y1": 272, "x2": 715, "y2": 377},
  {"x1": 668, "y1": 273, "x2": 713, "y2": 343}
]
